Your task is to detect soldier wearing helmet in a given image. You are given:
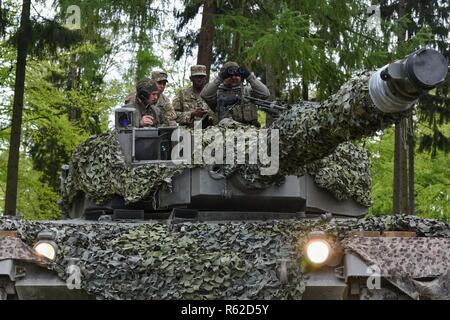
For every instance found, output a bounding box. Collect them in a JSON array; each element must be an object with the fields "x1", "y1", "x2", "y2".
[
  {"x1": 123, "y1": 78, "x2": 168, "y2": 128},
  {"x1": 172, "y1": 65, "x2": 215, "y2": 127},
  {"x1": 200, "y1": 62, "x2": 270, "y2": 127},
  {"x1": 124, "y1": 70, "x2": 177, "y2": 126}
]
